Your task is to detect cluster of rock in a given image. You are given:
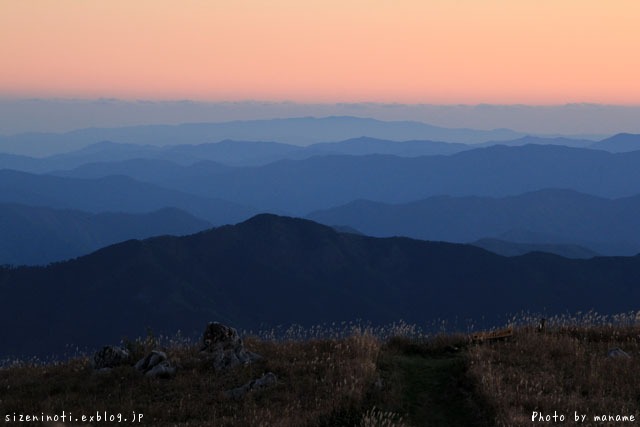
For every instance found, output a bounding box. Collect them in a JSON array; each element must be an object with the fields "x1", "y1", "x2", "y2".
[
  {"x1": 92, "y1": 345, "x2": 177, "y2": 379},
  {"x1": 91, "y1": 322, "x2": 277, "y2": 397},
  {"x1": 199, "y1": 322, "x2": 263, "y2": 371},
  {"x1": 93, "y1": 345, "x2": 131, "y2": 371},
  {"x1": 199, "y1": 322, "x2": 276, "y2": 398}
]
